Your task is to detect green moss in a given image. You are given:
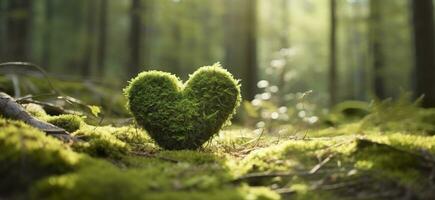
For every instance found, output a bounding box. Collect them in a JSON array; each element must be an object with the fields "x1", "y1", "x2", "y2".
[
  {"x1": 157, "y1": 150, "x2": 225, "y2": 164},
  {"x1": 4, "y1": 91, "x2": 435, "y2": 199},
  {"x1": 121, "y1": 152, "x2": 232, "y2": 188},
  {"x1": 110, "y1": 126, "x2": 155, "y2": 152},
  {"x1": 72, "y1": 125, "x2": 130, "y2": 158},
  {"x1": 360, "y1": 94, "x2": 435, "y2": 133},
  {"x1": 237, "y1": 140, "x2": 334, "y2": 175},
  {"x1": 71, "y1": 125, "x2": 156, "y2": 158},
  {"x1": 0, "y1": 118, "x2": 82, "y2": 196},
  {"x1": 124, "y1": 63, "x2": 241, "y2": 150},
  {"x1": 352, "y1": 139, "x2": 429, "y2": 189},
  {"x1": 365, "y1": 133, "x2": 435, "y2": 154},
  {"x1": 45, "y1": 114, "x2": 84, "y2": 133},
  {"x1": 32, "y1": 154, "x2": 279, "y2": 200},
  {"x1": 23, "y1": 103, "x2": 49, "y2": 118},
  {"x1": 325, "y1": 100, "x2": 370, "y2": 125}
]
